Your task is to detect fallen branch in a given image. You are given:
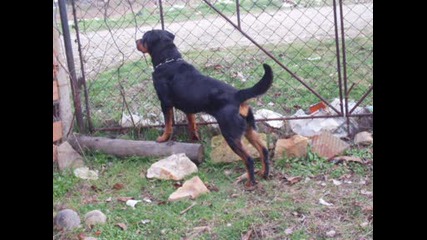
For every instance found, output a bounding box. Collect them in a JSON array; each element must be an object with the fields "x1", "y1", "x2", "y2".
[{"x1": 68, "y1": 134, "x2": 204, "y2": 165}]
